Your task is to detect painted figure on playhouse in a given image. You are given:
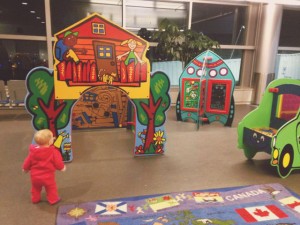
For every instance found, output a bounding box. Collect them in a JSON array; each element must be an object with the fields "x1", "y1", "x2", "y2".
[
  {"x1": 117, "y1": 38, "x2": 145, "y2": 65},
  {"x1": 55, "y1": 30, "x2": 86, "y2": 63}
]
